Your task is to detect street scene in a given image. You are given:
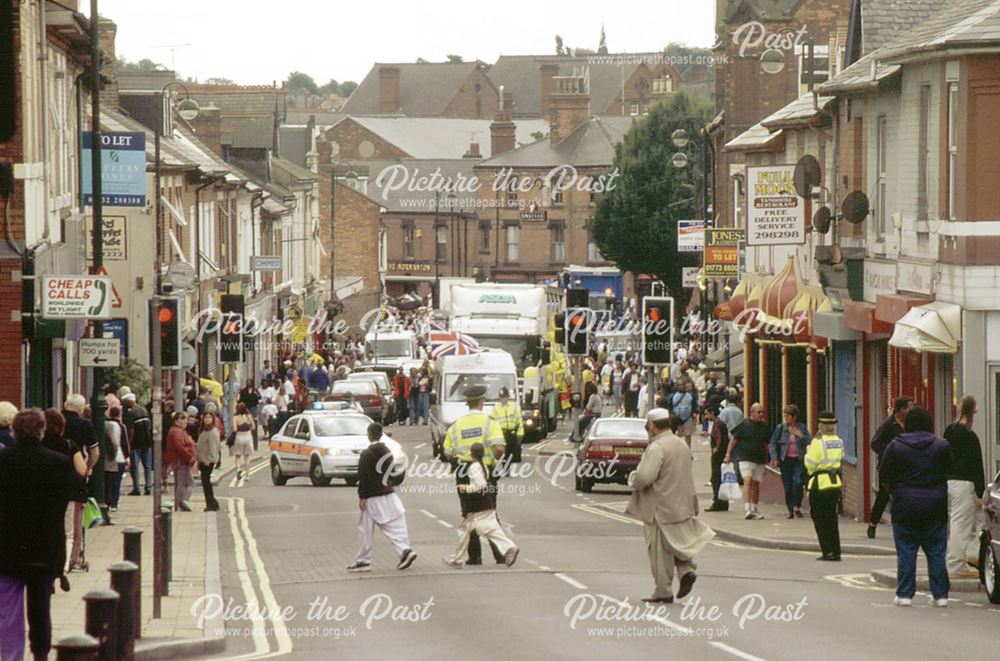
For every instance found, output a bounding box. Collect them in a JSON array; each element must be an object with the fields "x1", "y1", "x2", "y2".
[{"x1": 1, "y1": 0, "x2": 1000, "y2": 659}]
